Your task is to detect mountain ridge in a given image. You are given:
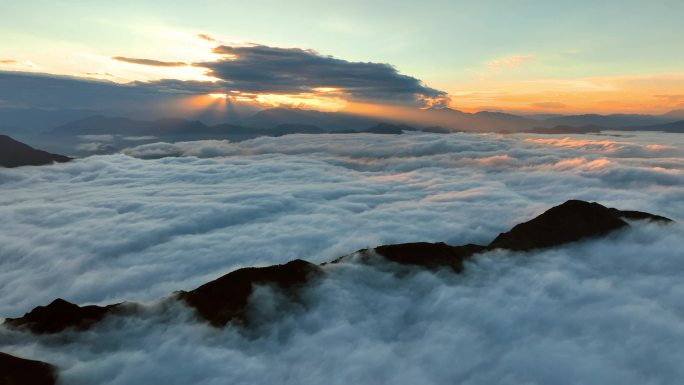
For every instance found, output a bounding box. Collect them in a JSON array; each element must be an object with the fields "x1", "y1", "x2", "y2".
[
  {"x1": 0, "y1": 135, "x2": 71, "y2": 167},
  {"x1": 2, "y1": 200, "x2": 672, "y2": 384}
]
